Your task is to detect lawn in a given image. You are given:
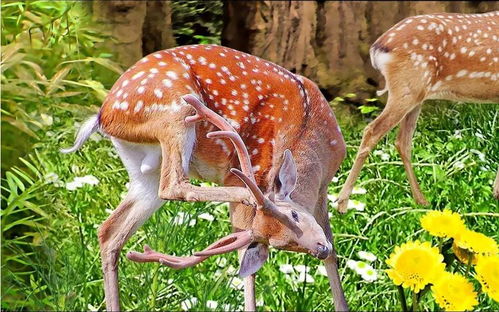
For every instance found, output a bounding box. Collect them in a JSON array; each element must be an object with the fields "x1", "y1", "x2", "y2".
[{"x1": 2, "y1": 99, "x2": 498, "y2": 311}]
